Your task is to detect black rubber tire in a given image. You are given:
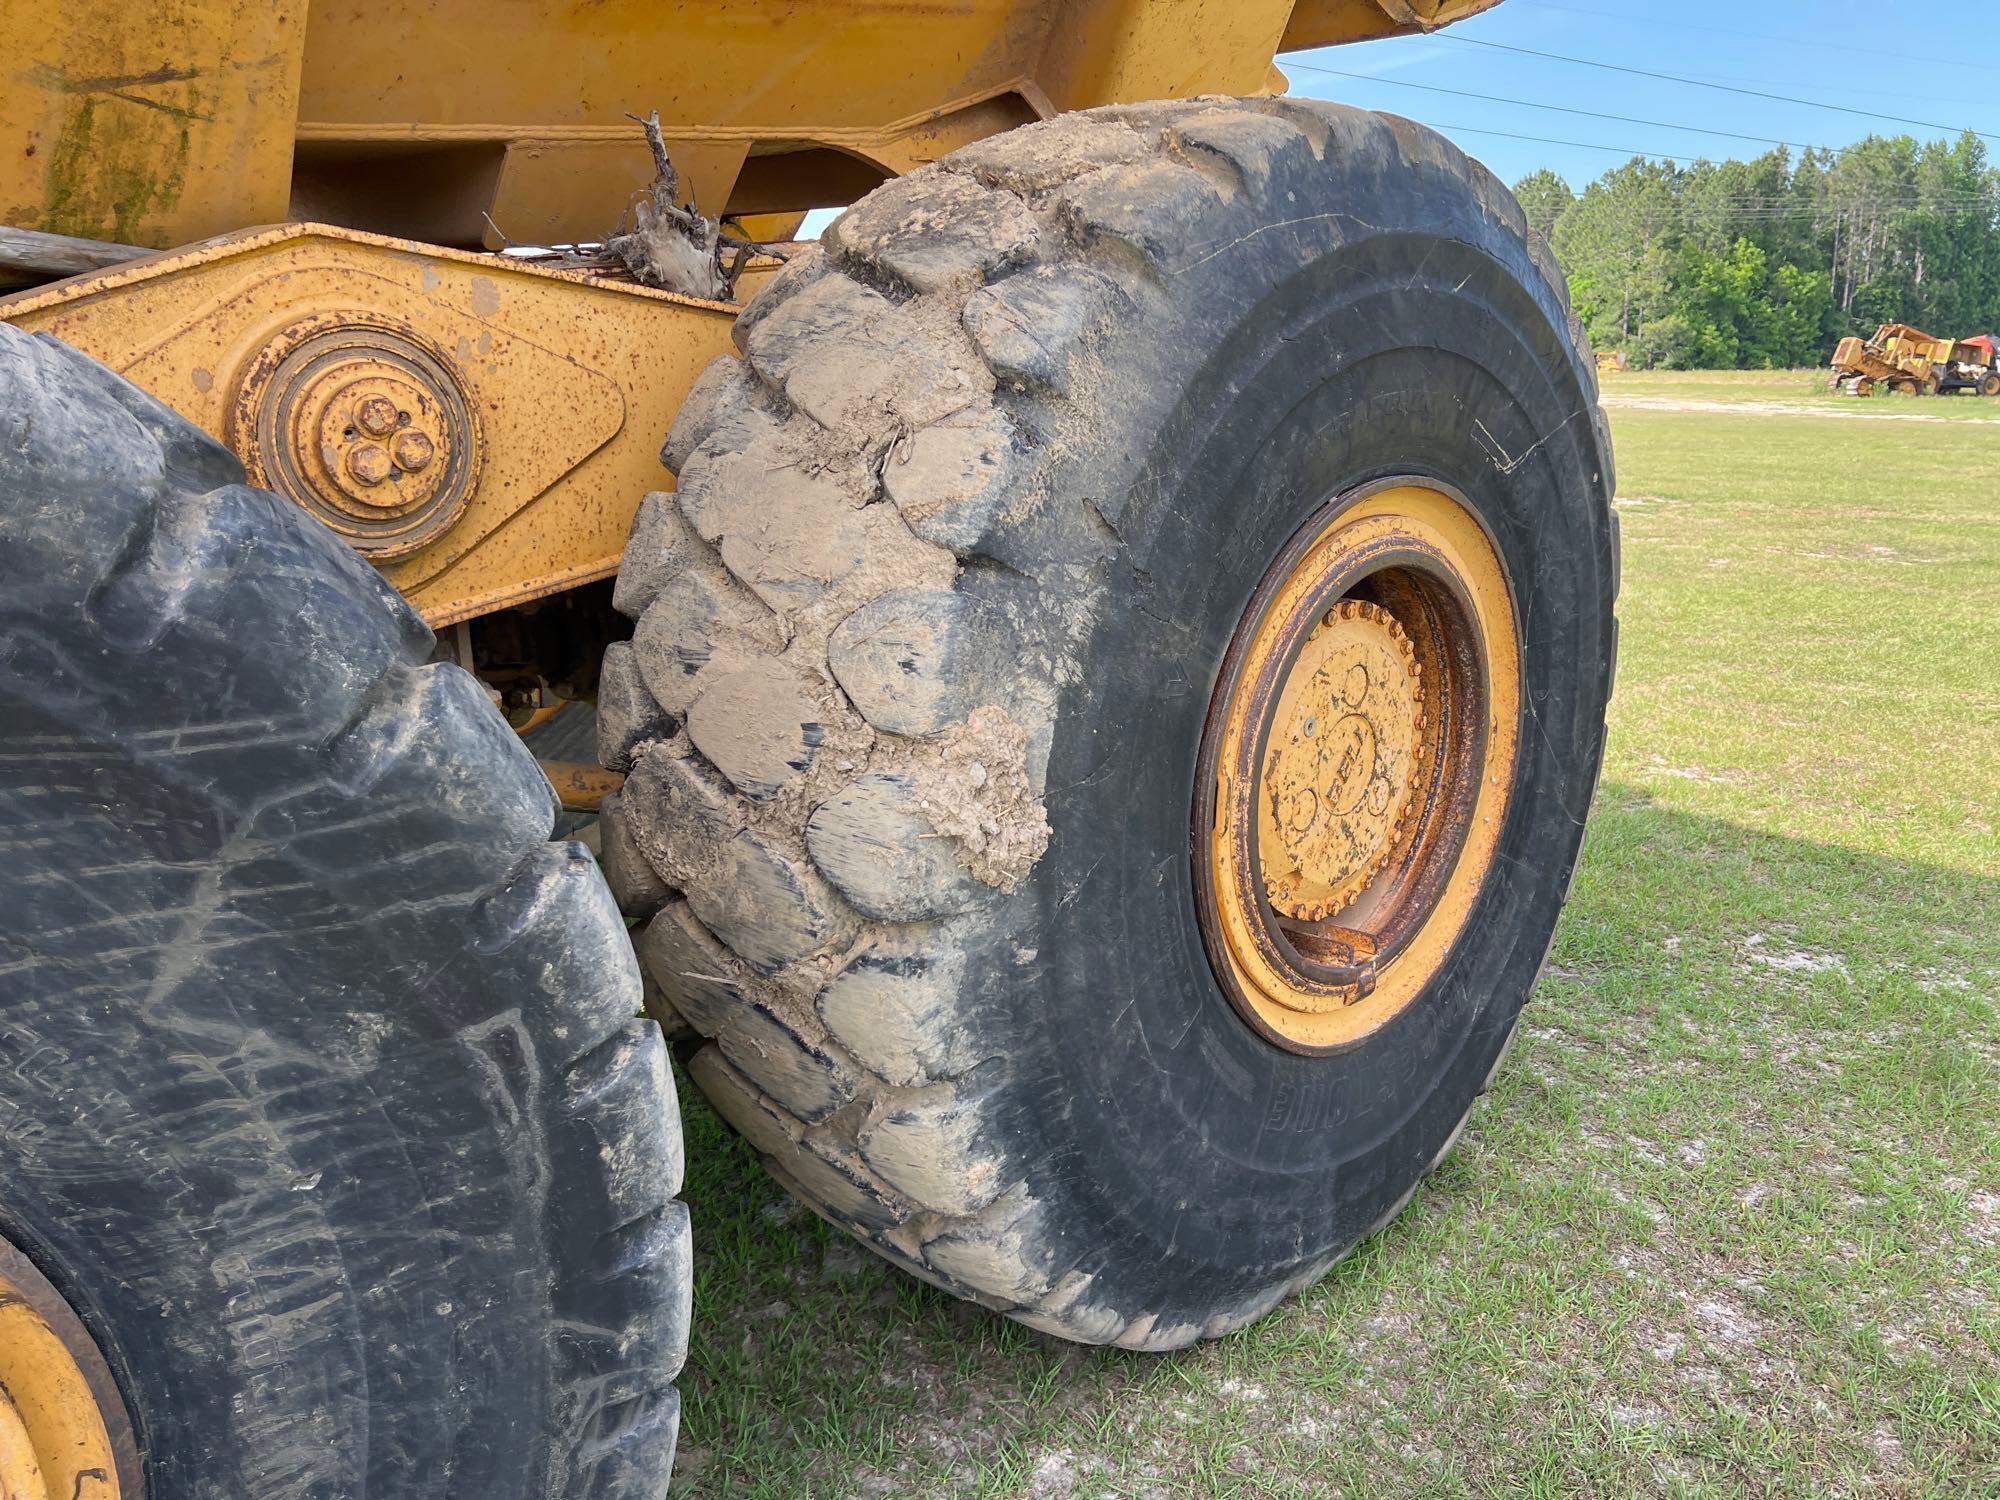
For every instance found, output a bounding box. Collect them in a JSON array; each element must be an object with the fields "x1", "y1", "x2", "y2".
[
  {"x1": 605, "y1": 98, "x2": 1616, "y2": 1348},
  {"x1": 0, "y1": 324, "x2": 688, "y2": 1495}
]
